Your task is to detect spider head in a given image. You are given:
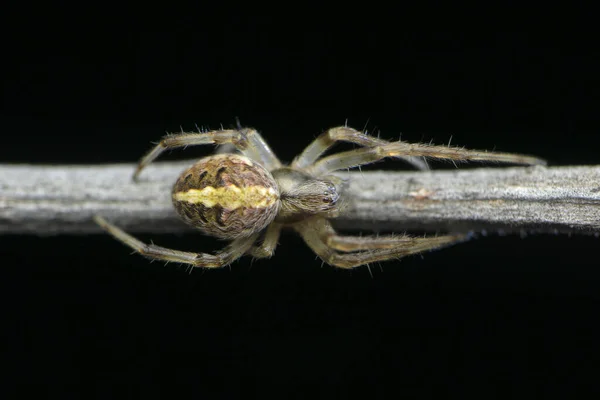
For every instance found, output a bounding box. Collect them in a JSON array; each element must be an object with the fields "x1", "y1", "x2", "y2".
[
  {"x1": 272, "y1": 168, "x2": 341, "y2": 223},
  {"x1": 290, "y1": 179, "x2": 340, "y2": 212},
  {"x1": 172, "y1": 154, "x2": 280, "y2": 239}
]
